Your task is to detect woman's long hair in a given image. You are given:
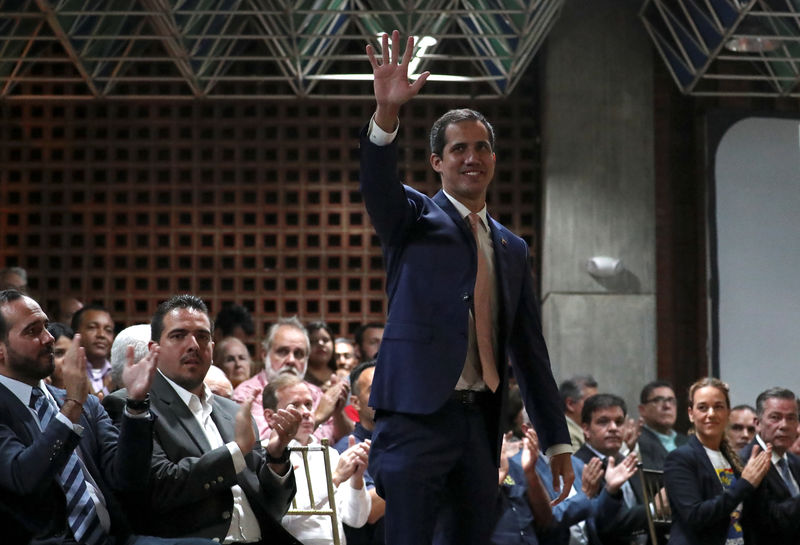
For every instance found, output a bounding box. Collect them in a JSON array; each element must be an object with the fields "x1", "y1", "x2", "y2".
[{"x1": 688, "y1": 377, "x2": 744, "y2": 474}]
